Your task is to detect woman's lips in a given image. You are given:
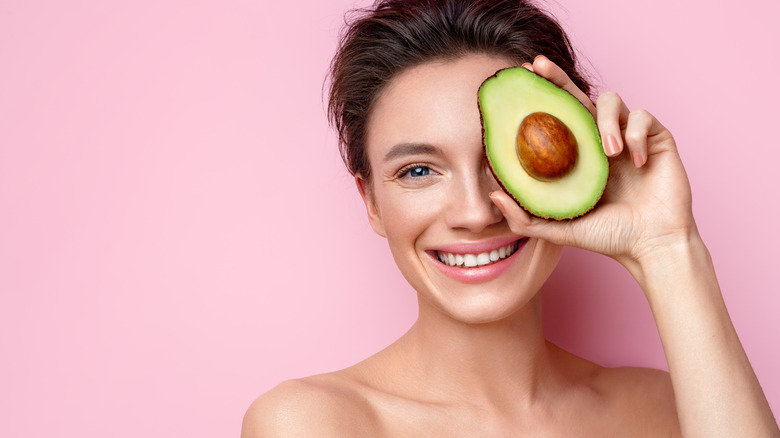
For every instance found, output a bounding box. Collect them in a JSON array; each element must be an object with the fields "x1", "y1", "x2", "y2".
[{"x1": 426, "y1": 238, "x2": 529, "y2": 284}]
